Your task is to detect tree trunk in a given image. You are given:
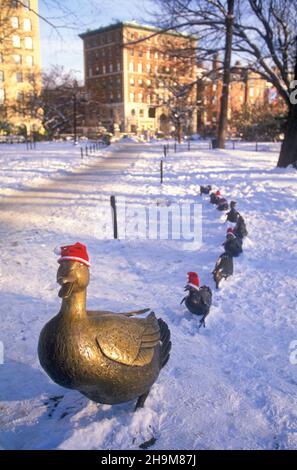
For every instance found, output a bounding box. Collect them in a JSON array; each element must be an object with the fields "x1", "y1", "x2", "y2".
[
  {"x1": 177, "y1": 120, "x2": 182, "y2": 143},
  {"x1": 277, "y1": 38, "x2": 297, "y2": 168},
  {"x1": 217, "y1": 0, "x2": 234, "y2": 149}
]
